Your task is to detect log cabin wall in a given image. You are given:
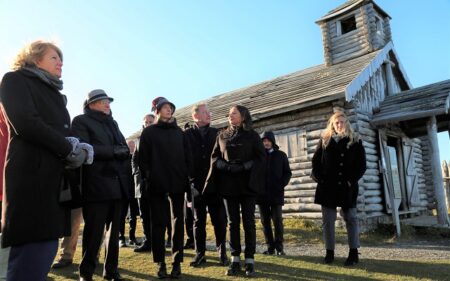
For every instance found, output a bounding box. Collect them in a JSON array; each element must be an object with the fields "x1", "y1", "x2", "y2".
[
  {"x1": 326, "y1": 8, "x2": 369, "y2": 65},
  {"x1": 252, "y1": 104, "x2": 334, "y2": 219}
]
